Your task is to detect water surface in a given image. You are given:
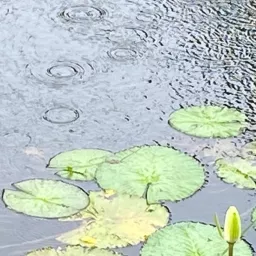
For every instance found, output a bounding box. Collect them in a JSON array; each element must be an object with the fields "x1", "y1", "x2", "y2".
[{"x1": 0, "y1": 0, "x2": 256, "y2": 255}]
